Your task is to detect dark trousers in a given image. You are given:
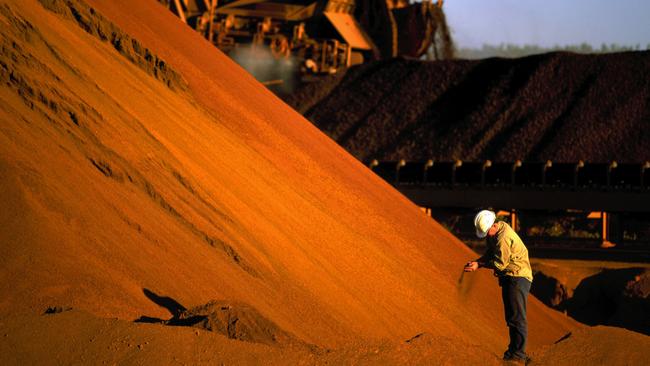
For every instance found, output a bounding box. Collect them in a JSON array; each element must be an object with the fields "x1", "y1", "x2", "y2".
[{"x1": 499, "y1": 276, "x2": 532, "y2": 358}]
